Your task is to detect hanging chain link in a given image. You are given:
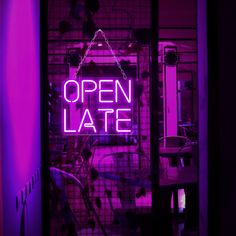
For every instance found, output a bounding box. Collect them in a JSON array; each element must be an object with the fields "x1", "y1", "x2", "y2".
[{"x1": 73, "y1": 29, "x2": 127, "y2": 80}]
